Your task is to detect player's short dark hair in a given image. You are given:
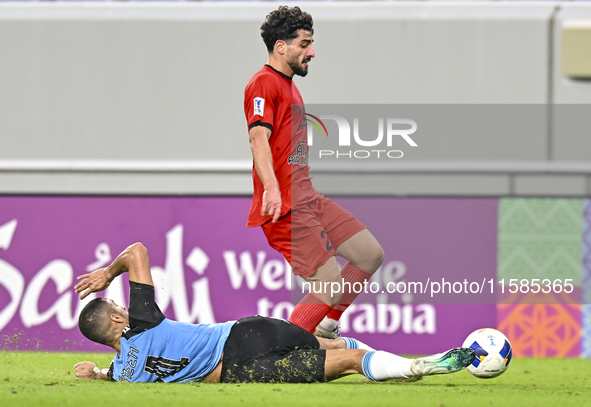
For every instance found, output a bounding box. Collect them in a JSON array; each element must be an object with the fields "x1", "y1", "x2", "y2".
[
  {"x1": 78, "y1": 298, "x2": 114, "y2": 346},
  {"x1": 261, "y1": 6, "x2": 314, "y2": 53}
]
